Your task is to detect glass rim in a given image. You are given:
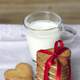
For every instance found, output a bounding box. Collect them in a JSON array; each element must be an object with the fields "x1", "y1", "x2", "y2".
[{"x1": 24, "y1": 11, "x2": 62, "y2": 31}]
